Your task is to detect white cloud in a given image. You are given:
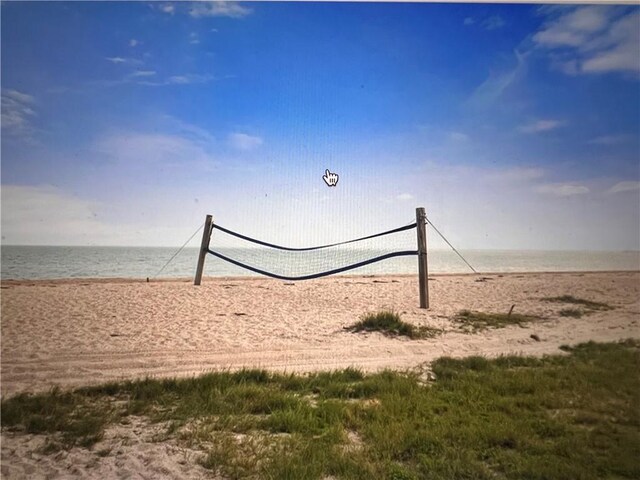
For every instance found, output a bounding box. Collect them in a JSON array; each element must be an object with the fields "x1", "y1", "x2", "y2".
[
  {"x1": 534, "y1": 7, "x2": 640, "y2": 75},
  {"x1": 105, "y1": 56, "x2": 142, "y2": 65},
  {"x1": 106, "y1": 57, "x2": 126, "y2": 64},
  {"x1": 3, "y1": 89, "x2": 35, "y2": 104},
  {"x1": 1, "y1": 89, "x2": 36, "y2": 136},
  {"x1": 535, "y1": 183, "x2": 589, "y2": 197},
  {"x1": 94, "y1": 131, "x2": 218, "y2": 170},
  {"x1": 484, "y1": 167, "x2": 545, "y2": 182},
  {"x1": 189, "y1": 1, "x2": 252, "y2": 18},
  {"x1": 0, "y1": 184, "x2": 202, "y2": 246},
  {"x1": 1, "y1": 185, "x2": 110, "y2": 245},
  {"x1": 160, "y1": 3, "x2": 174, "y2": 14},
  {"x1": 588, "y1": 134, "x2": 635, "y2": 145},
  {"x1": 396, "y1": 193, "x2": 414, "y2": 201},
  {"x1": 129, "y1": 39, "x2": 139, "y2": 47},
  {"x1": 448, "y1": 131, "x2": 469, "y2": 142},
  {"x1": 129, "y1": 70, "x2": 156, "y2": 78},
  {"x1": 95, "y1": 70, "x2": 213, "y2": 88},
  {"x1": 483, "y1": 15, "x2": 505, "y2": 31},
  {"x1": 168, "y1": 74, "x2": 207, "y2": 84},
  {"x1": 534, "y1": 6, "x2": 611, "y2": 47},
  {"x1": 137, "y1": 73, "x2": 214, "y2": 86},
  {"x1": 228, "y1": 132, "x2": 263, "y2": 151},
  {"x1": 161, "y1": 115, "x2": 216, "y2": 145},
  {"x1": 189, "y1": 32, "x2": 200, "y2": 44},
  {"x1": 467, "y1": 50, "x2": 526, "y2": 108},
  {"x1": 607, "y1": 181, "x2": 640, "y2": 194},
  {"x1": 518, "y1": 119, "x2": 565, "y2": 134}
]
